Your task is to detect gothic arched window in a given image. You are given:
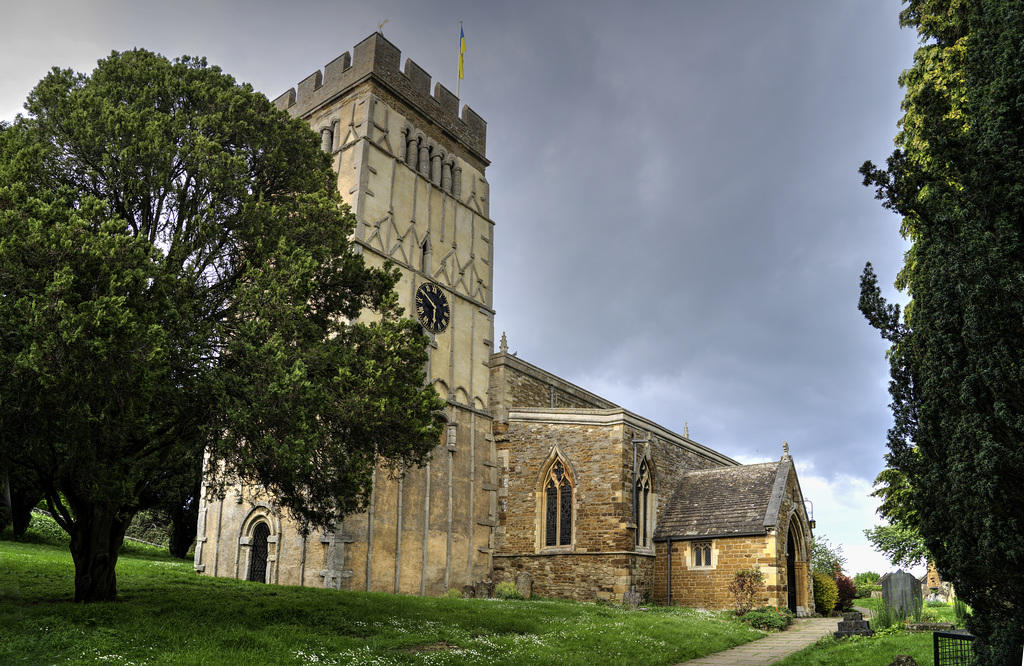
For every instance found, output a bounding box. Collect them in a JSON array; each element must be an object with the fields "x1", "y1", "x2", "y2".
[
  {"x1": 544, "y1": 460, "x2": 573, "y2": 547},
  {"x1": 635, "y1": 459, "x2": 653, "y2": 547}
]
